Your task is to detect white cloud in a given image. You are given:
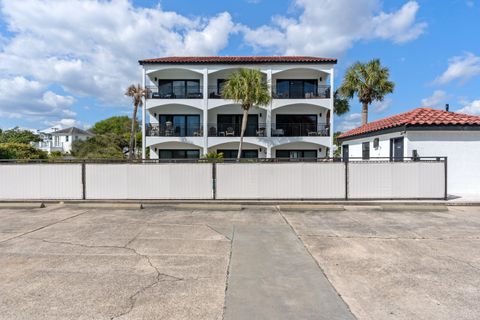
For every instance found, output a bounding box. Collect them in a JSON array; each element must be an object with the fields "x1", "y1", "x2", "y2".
[
  {"x1": 0, "y1": 76, "x2": 76, "y2": 120},
  {"x1": 457, "y1": 100, "x2": 480, "y2": 115},
  {"x1": 0, "y1": 0, "x2": 235, "y2": 122},
  {"x1": 243, "y1": 0, "x2": 426, "y2": 56},
  {"x1": 421, "y1": 90, "x2": 447, "y2": 107},
  {"x1": 337, "y1": 113, "x2": 361, "y2": 131},
  {"x1": 372, "y1": 99, "x2": 392, "y2": 113},
  {"x1": 434, "y1": 53, "x2": 480, "y2": 85}
]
